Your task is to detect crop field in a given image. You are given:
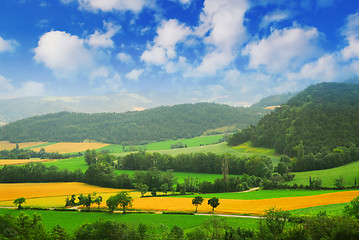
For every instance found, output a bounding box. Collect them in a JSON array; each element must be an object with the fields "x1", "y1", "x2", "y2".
[
  {"x1": 0, "y1": 182, "x2": 131, "y2": 202},
  {"x1": 0, "y1": 208, "x2": 259, "y2": 232},
  {"x1": 0, "y1": 141, "x2": 47, "y2": 150},
  {"x1": 42, "y1": 156, "x2": 88, "y2": 172},
  {"x1": 31, "y1": 142, "x2": 110, "y2": 154},
  {"x1": 132, "y1": 190, "x2": 359, "y2": 215},
  {"x1": 289, "y1": 202, "x2": 349, "y2": 216},
  {"x1": 289, "y1": 160, "x2": 359, "y2": 188},
  {"x1": 0, "y1": 158, "x2": 53, "y2": 166}
]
